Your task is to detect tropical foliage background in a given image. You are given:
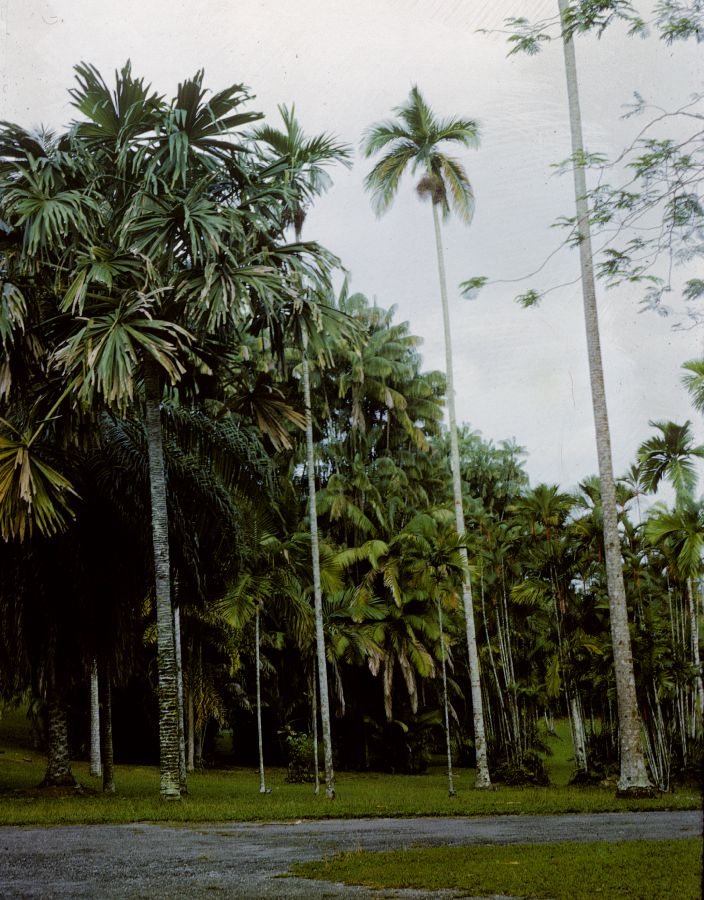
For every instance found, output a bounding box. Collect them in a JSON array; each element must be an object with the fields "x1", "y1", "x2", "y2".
[{"x1": 0, "y1": 15, "x2": 702, "y2": 804}]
